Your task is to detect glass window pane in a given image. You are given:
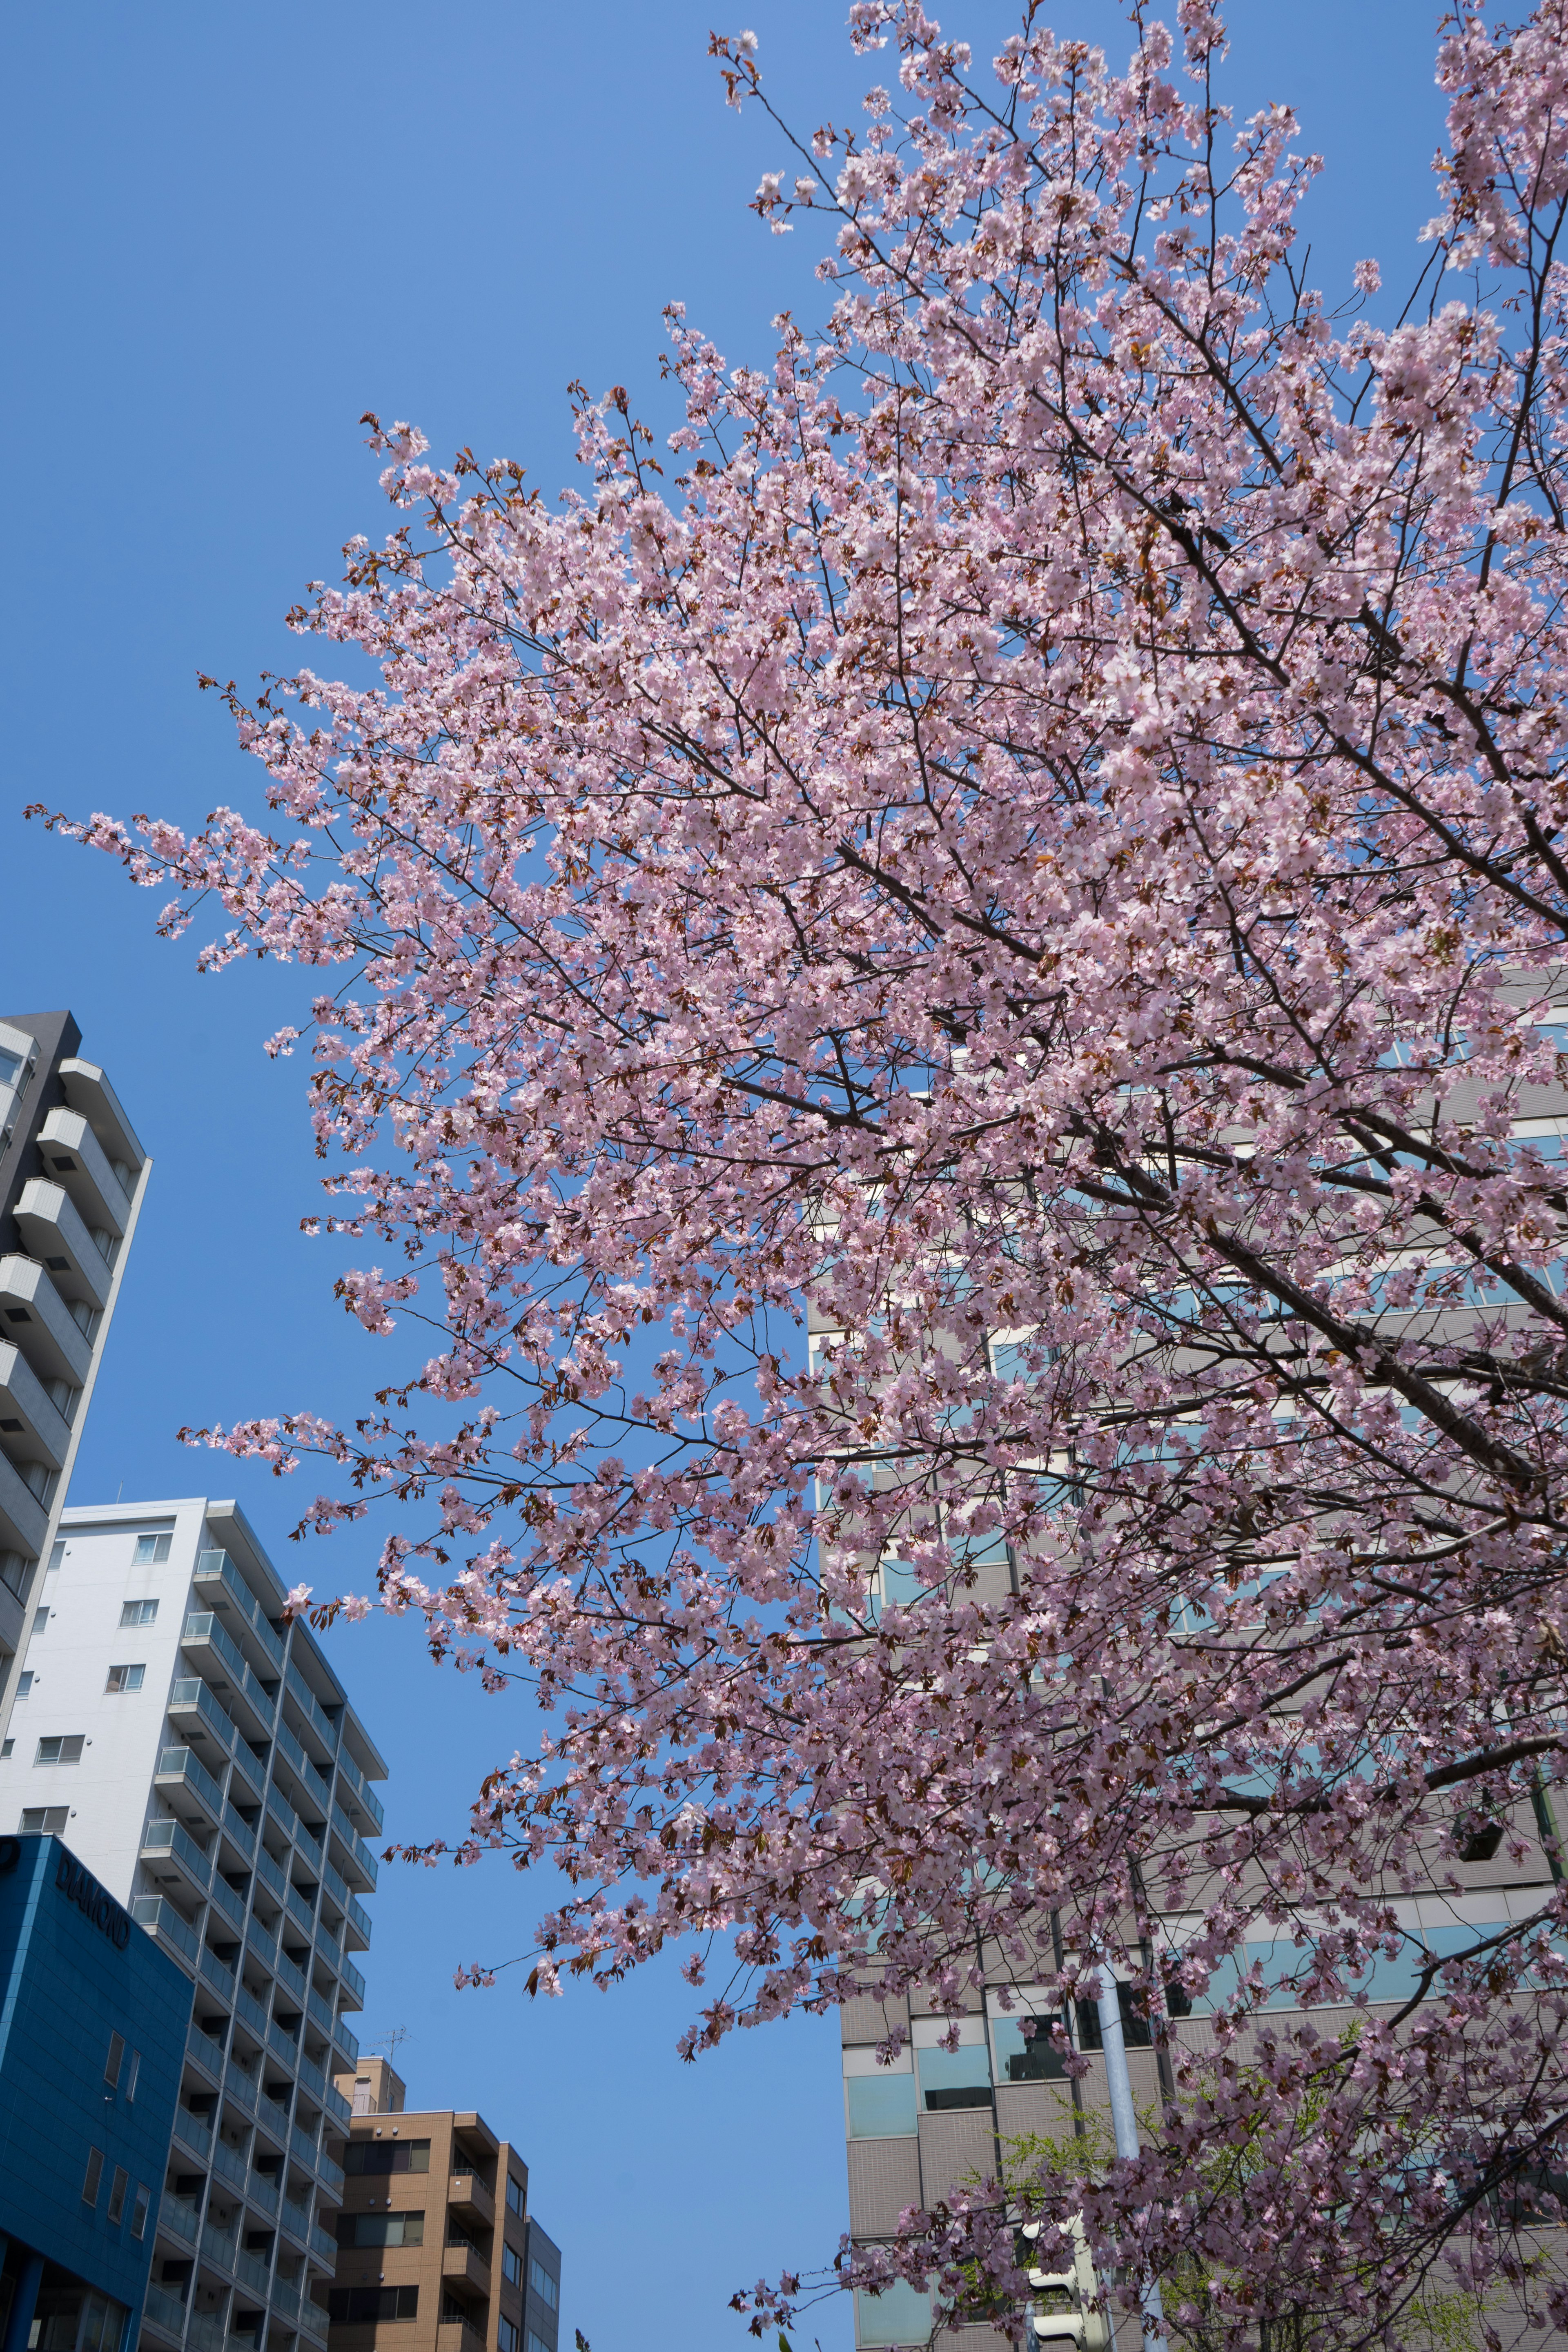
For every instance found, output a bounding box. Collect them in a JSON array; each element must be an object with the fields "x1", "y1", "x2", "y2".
[
  {"x1": 917, "y1": 2043, "x2": 992, "y2": 2110},
  {"x1": 992, "y1": 2014, "x2": 1069, "y2": 2082},
  {"x1": 846, "y1": 2074, "x2": 920, "y2": 2138},
  {"x1": 855, "y1": 2283, "x2": 934, "y2": 2347}
]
